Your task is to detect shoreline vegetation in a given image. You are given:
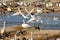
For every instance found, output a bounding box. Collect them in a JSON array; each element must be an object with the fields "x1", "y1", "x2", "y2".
[{"x1": 0, "y1": 25, "x2": 60, "y2": 40}]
